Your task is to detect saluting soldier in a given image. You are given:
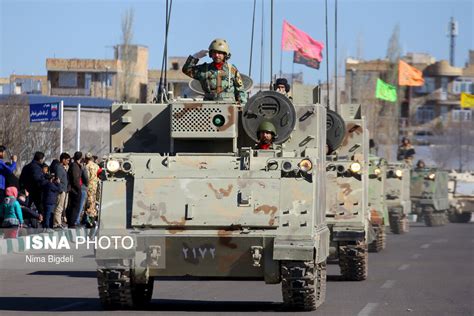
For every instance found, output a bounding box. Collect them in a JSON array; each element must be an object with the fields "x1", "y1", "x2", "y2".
[{"x1": 182, "y1": 38, "x2": 247, "y2": 103}]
